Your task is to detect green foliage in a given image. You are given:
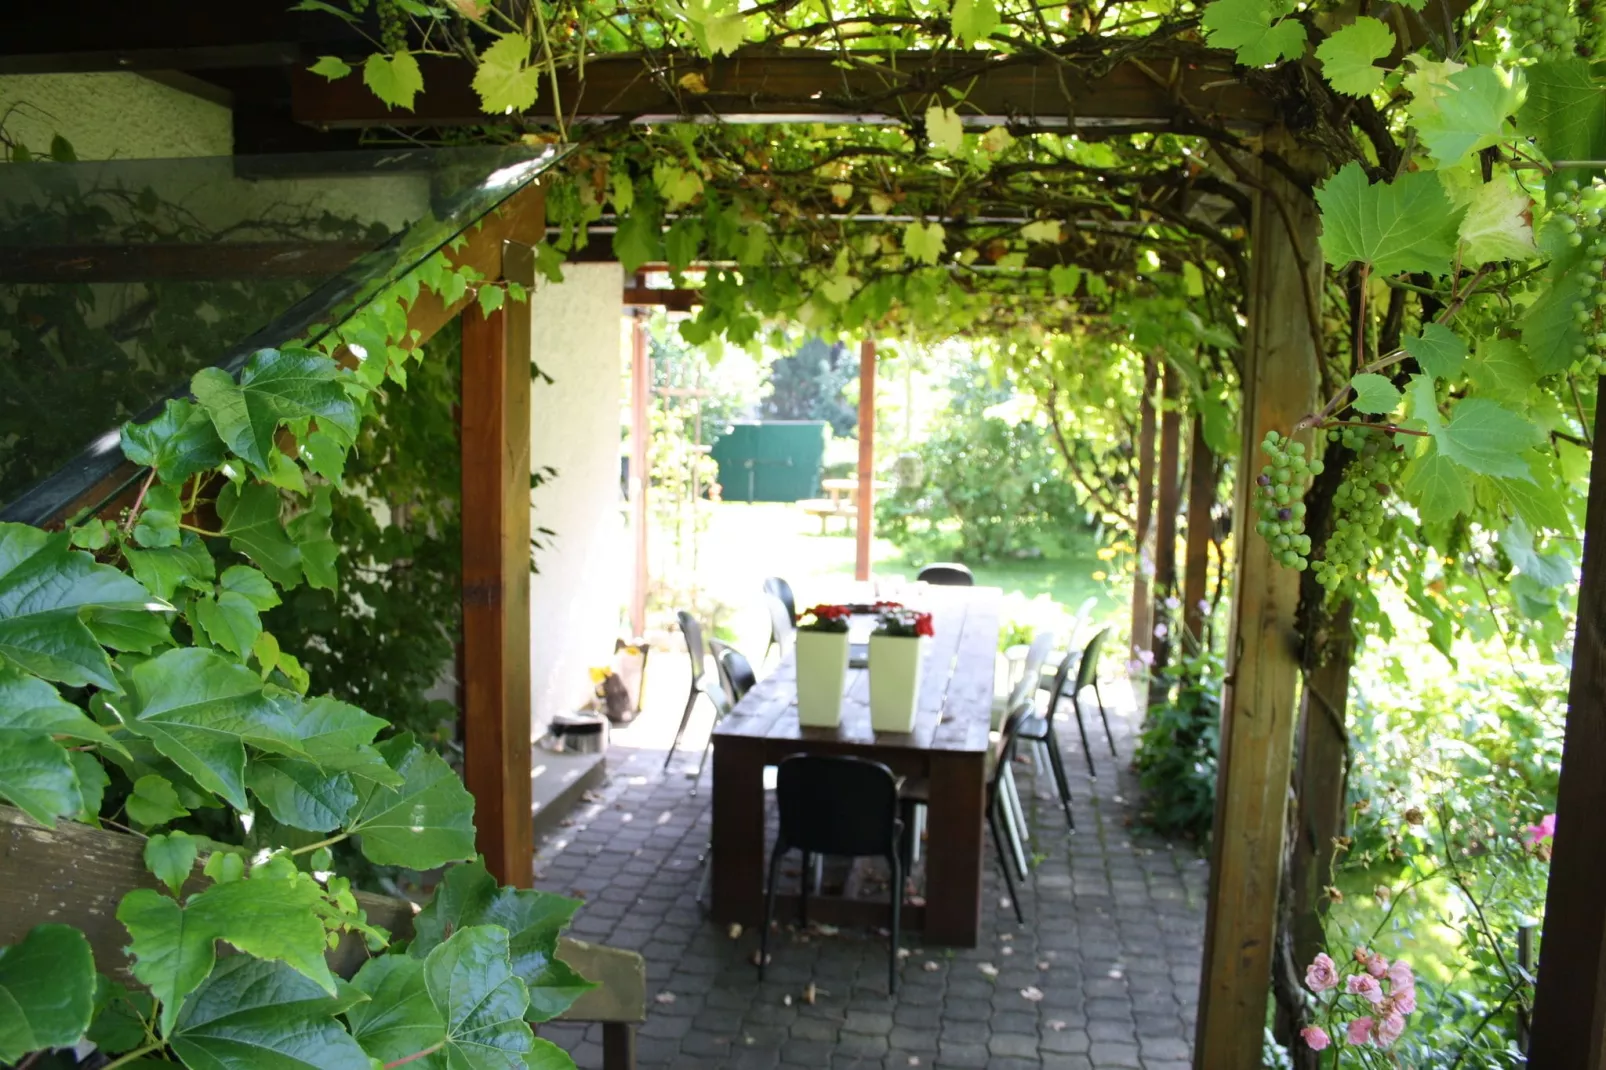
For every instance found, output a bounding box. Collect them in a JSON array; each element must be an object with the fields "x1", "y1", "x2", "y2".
[
  {"x1": 1316, "y1": 17, "x2": 1396, "y2": 97},
  {"x1": 1202, "y1": 0, "x2": 1308, "y2": 65},
  {"x1": 0, "y1": 925, "x2": 96, "y2": 1061},
  {"x1": 760, "y1": 337, "x2": 860, "y2": 437},
  {"x1": 1132, "y1": 650, "x2": 1222, "y2": 842}
]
